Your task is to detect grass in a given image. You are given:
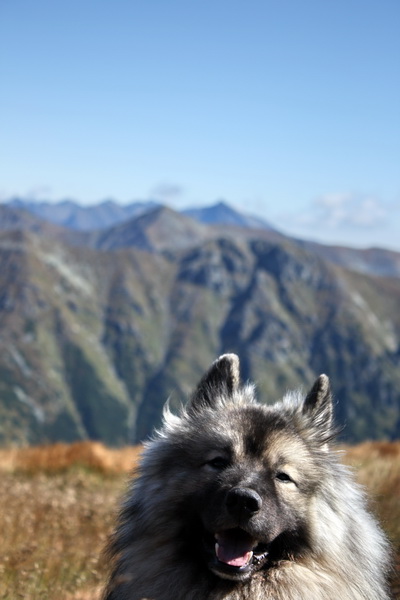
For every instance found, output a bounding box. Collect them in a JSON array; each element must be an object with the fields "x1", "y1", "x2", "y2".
[
  {"x1": 345, "y1": 442, "x2": 400, "y2": 546},
  {"x1": 0, "y1": 443, "x2": 141, "y2": 600},
  {"x1": 0, "y1": 441, "x2": 399, "y2": 600},
  {"x1": 0, "y1": 469, "x2": 113, "y2": 600}
]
